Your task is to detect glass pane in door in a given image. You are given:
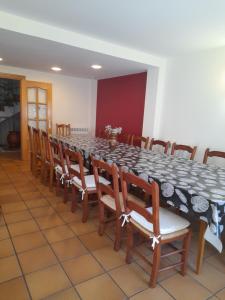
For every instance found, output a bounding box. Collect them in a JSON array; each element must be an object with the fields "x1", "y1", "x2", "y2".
[
  {"x1": 28, "y1": 103, "x2": 37, "y2": 119},
  {"x1": 28, "y1": 120, "x2": 37, "y2": 128},
  {"x1": 38, "y1": 104, "x2": 47, "y2": 119},
  {"x1": 38, "y1": 88, "x2": 47, "y2": 104},
  {"x1": 38, "y1": 120, "x2": 47, "y2": 130},
  {"x1": 27, "y1": 88, "x2": 36, "y2": 103}
]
